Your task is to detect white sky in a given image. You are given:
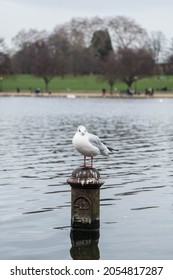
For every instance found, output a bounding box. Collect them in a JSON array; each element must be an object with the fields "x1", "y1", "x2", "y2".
[{"x1": 1, "y1": 0, "x2": 173, "y2": 47}]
